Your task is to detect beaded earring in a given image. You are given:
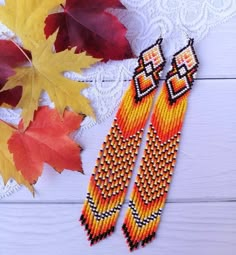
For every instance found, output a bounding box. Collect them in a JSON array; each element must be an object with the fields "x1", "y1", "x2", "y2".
[
  {"x1": 122, "y1": 39, "x2": 199, "y2": 251},
  {"x1": 80, "y1": 39, "x2": 166, "y2": 245}
]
